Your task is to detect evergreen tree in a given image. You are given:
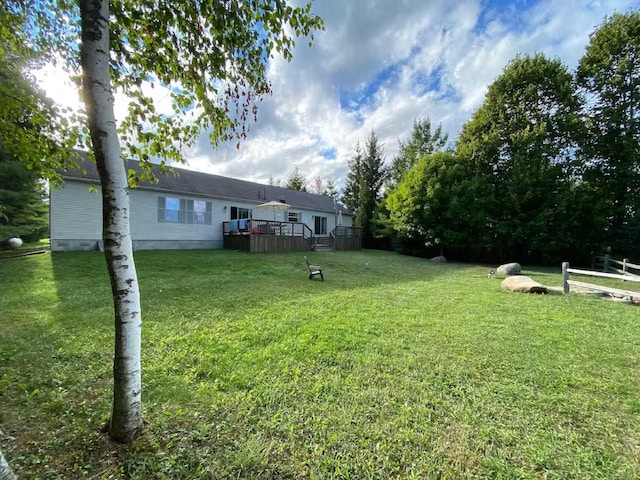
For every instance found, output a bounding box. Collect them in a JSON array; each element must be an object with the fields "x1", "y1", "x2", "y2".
[
  {"x1": 342, "y1": 134, "x2": 387, "y2": 243},
  {"x1": 358, "y1": 131, "x2": 387, "y2": 244},
  {"x1": 267, "y1": 176, "x2": 282, "y2": 187},
  {"x1": 387, "y1": 117, "x2": 448, "y2": 188},
  {"x1": 323, "y1": 178, "x2": 338, "y2": 197},
  {"x1": 341, "y1": 143, "x2": 363, "y2": 212},
  {"x1": 312, "y1": 175, "x2": 324, "y2": 194},
  {"x1": 0, "y1": 152, "x2": 48, "y2": 244},
  {"x1": 285, "y1": 165, "x2": 307, "y2": 191}
]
